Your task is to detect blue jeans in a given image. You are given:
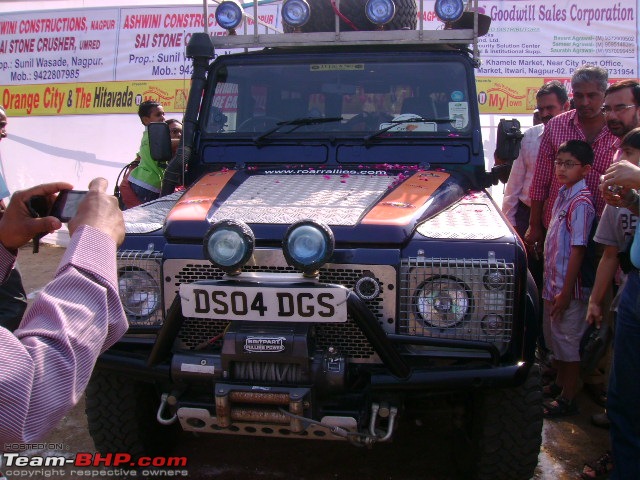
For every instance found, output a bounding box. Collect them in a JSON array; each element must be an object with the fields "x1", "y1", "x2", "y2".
[
  {"x1": 608, "y1": 271, "x2": 640, "y2": 479},
  {"x1": 129, "y1": 181, "x2": 160, "y2": 204}
]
